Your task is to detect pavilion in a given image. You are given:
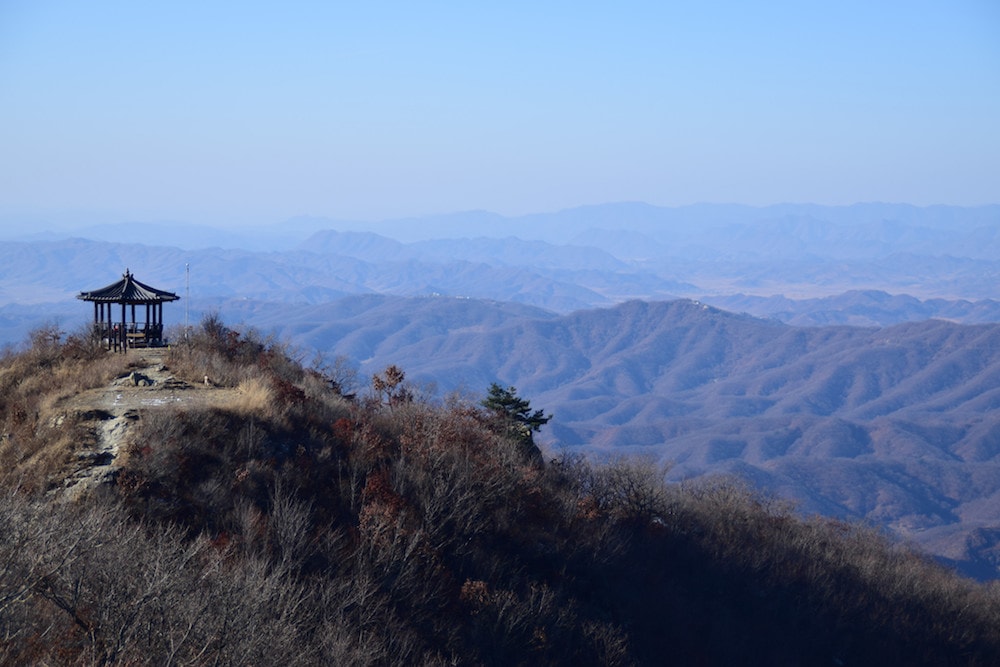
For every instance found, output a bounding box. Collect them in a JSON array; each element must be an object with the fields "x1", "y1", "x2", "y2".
[{"x1": 77, "y1": 269, "x2": 180, "y2": 351}]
